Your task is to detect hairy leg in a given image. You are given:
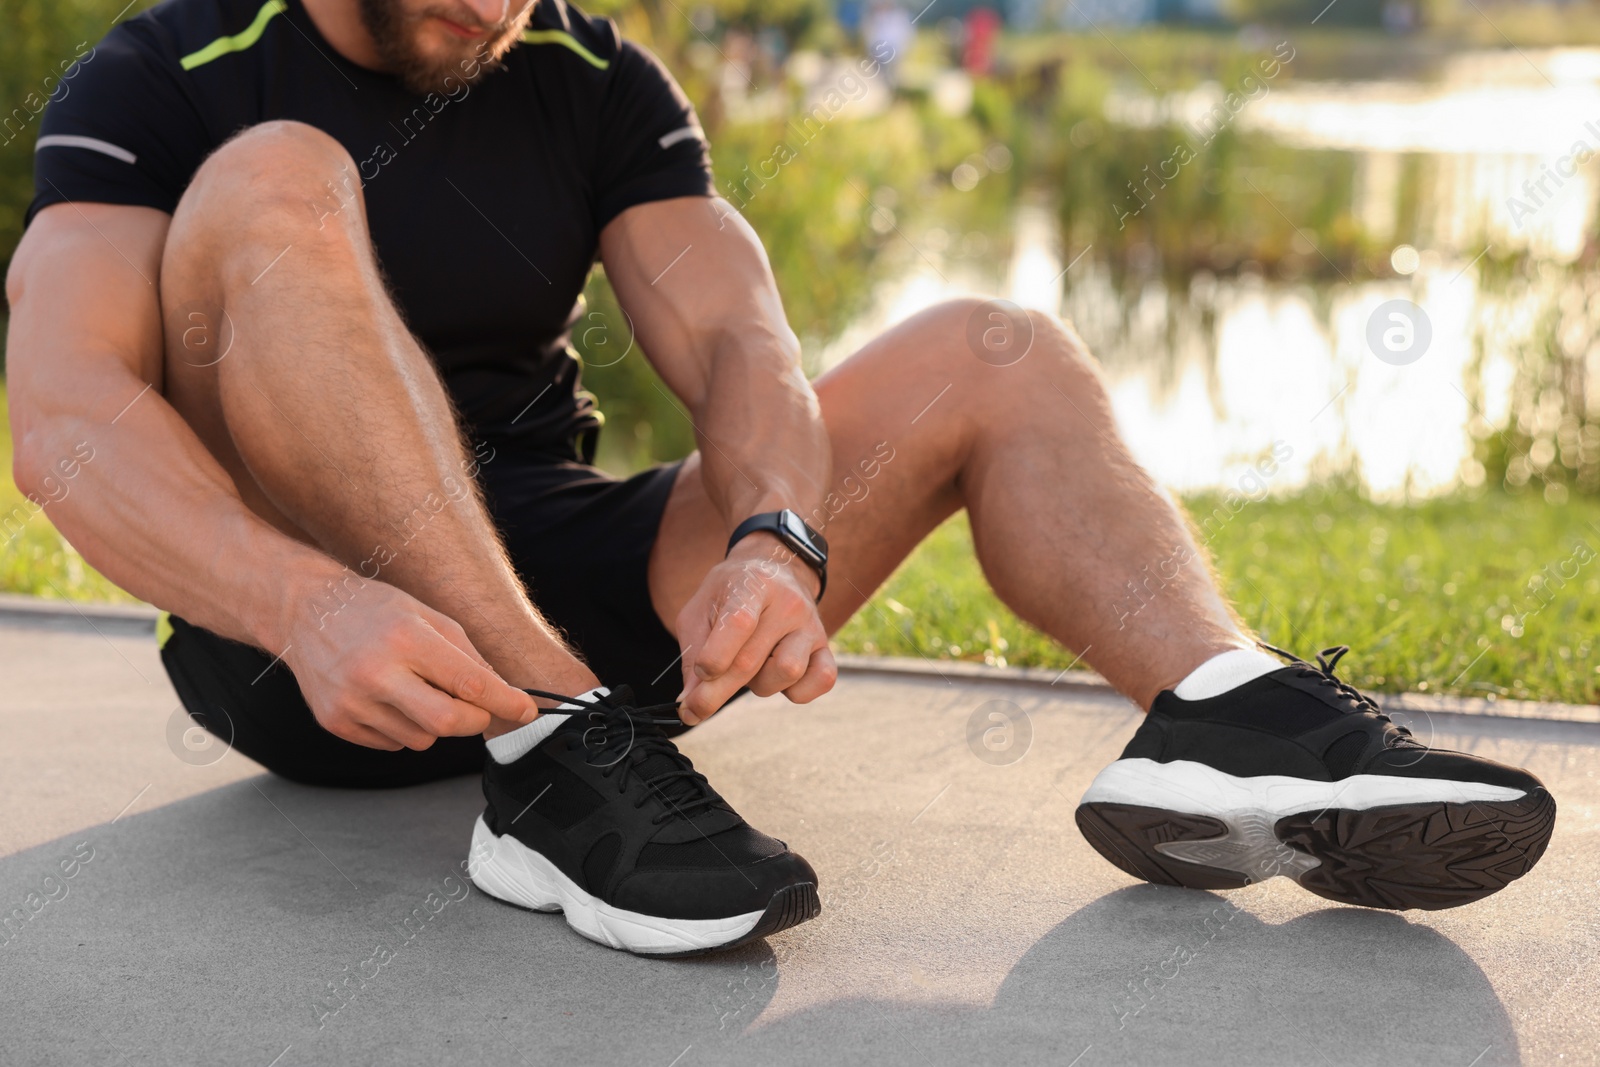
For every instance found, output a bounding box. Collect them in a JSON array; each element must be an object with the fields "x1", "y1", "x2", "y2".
[
  {"x1": 160, "y1": 121, "x2": 595, "y2": 716},
  {"x1": 650, "y1": 298, "x2": 1250, "y2": 710}
]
